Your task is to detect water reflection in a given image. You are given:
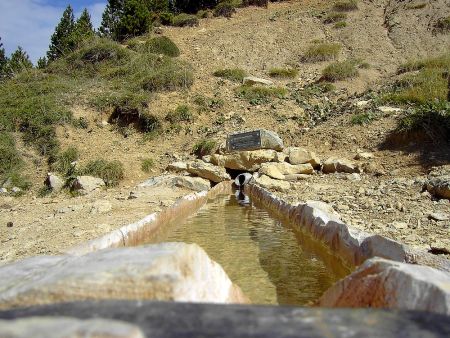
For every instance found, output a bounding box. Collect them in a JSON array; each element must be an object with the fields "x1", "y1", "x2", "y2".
[{"x1": 147, "y1": 193, "x2": 350, "y2": 305}]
